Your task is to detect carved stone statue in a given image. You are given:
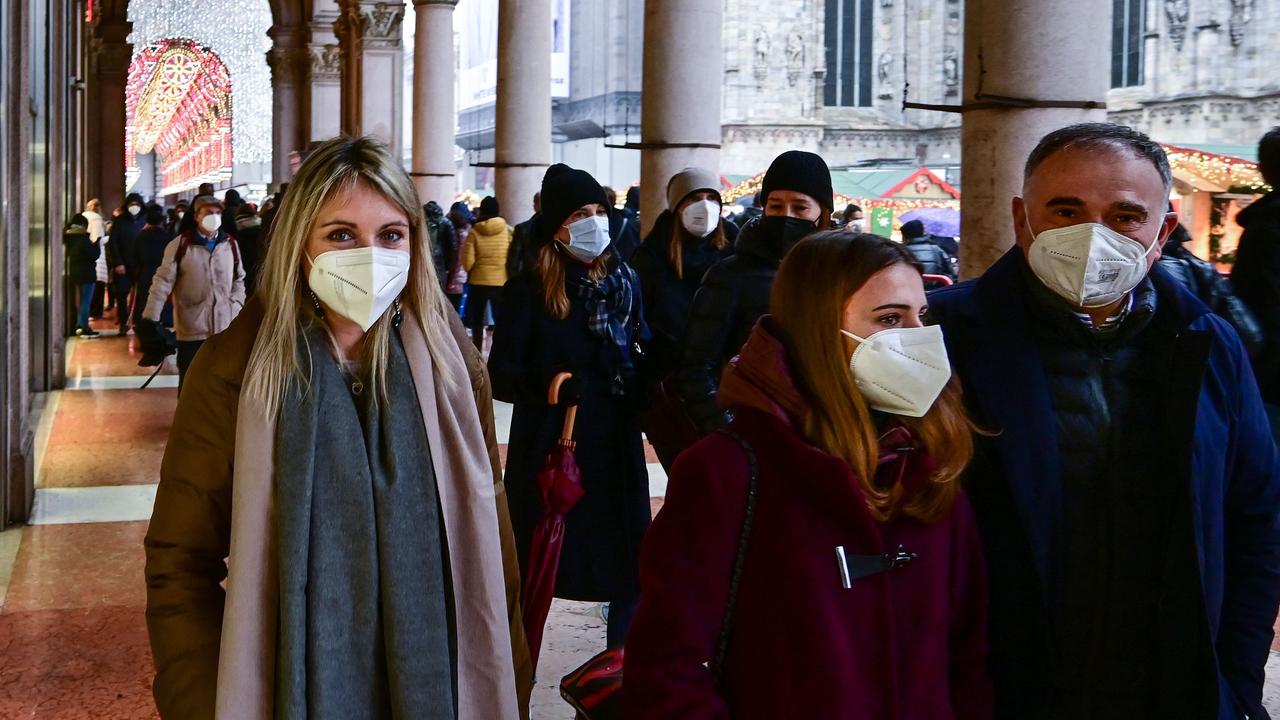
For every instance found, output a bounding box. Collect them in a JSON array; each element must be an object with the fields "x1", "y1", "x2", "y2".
[
  {"x1": 942, "y1": 48, "x2": 959, "y2": 94},
  {"x1": 754, "y1": 28, "x2": 771, "y2": 84},
  {"x1": 786, "y1": 32, "x2": 805, "y2": 87},
  {"x1": 878, "y1": 51, "x2": 893, "y2": 85},
  {"x1": 1165, "y1": 0, "x2": 1189, "y2": 51},
  {"x1": 1230, "y1": 0, "x2": 1254, "y2": 47}
]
